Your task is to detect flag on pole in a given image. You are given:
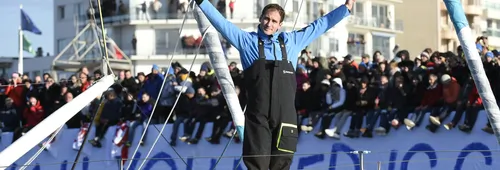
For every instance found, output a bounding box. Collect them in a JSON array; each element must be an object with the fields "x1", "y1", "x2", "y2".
[
  {"x1": 21, "y1": 9, "x2": 42, "y2": 35},
  {"x1": 22, "y1": 34, "x2": 35, "y2": 54}
]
